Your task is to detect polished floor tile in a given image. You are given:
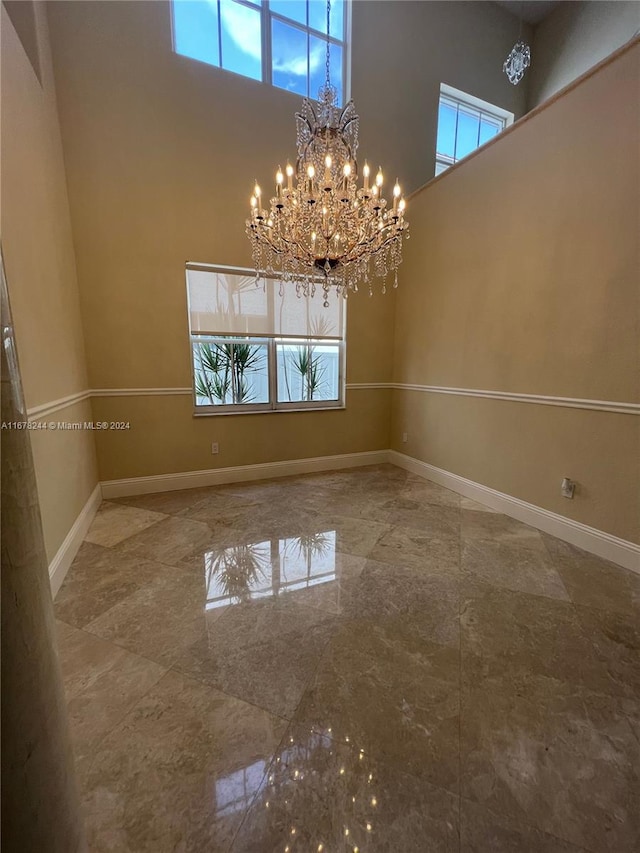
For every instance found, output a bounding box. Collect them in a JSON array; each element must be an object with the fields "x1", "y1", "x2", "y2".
[
  {"x1": 55, "y1": 620, "x2": 167, "y2": 787},
  {"x1": 84, "y1": 565, "x2": 216, "y2": 666},
  {"x1": 459, "y1": 497, "x2": 499, "y2": 514},
  {"x1": 54, "y1": 466, "x2": 640, "y2": 852},
  {"x1": 460, "y1": 576, "x2": 622, "y2": 695},
  {"x1": 184, "y1": 490, "x2": 295, "y2": 531},
  {"x1": 232, "y1": 724, "x2": 460, "y2": 852},
  {"x1": 573, "y1": 604, "x2": 640, "y2": 700},
  {"x1": 368, "y1": 526, "x2": 460, "y2": 573},
  {"x1": 172, "y1": 596, "x2": 340, "y2": 718},
  {"x1": 460, "y1": 672, "x2": 640, "y2": 851},
  {"x1": 338, "y1": 559, "x2": 460, "y2": 647},
  {"x1": 84, "y1": 500, "x2": 167, "y2": 547},
  {"x1": 116, "y1": 515, "x2": 216, "y2": 567},
  {"x1": 367, "y1": 497, "x2": 461, "y2": 538},
  {"x1": 543, "y1": 534, "x2": 640, "y2": 617},
  {"x1": 54, "y1": 542, "x2": 166, "y2": 628},
  {"x1": 401, "y1": 478, "x2": 461, "y2": 509},
  {"x1": 461, "y1": 539, "x2": 569, "y2": 601},
  {"x1": 80, "y1": 670, "x2": 287, "y2": 852},
  {"x1": 112, "y1": 486, "x2": 217, "y2": 516},
  {"x1": 462, "y1": 508, "x2": 546, "y2": 549},
  {"x1": 293, "y1": 619, "x2": 461, "y2": 795},
  {"x1": 460, "y1": 799, "x2": 589, "y2": 852},
  {"x1": 301, "y1": 513, "x2": 392, "y2": 559}
]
